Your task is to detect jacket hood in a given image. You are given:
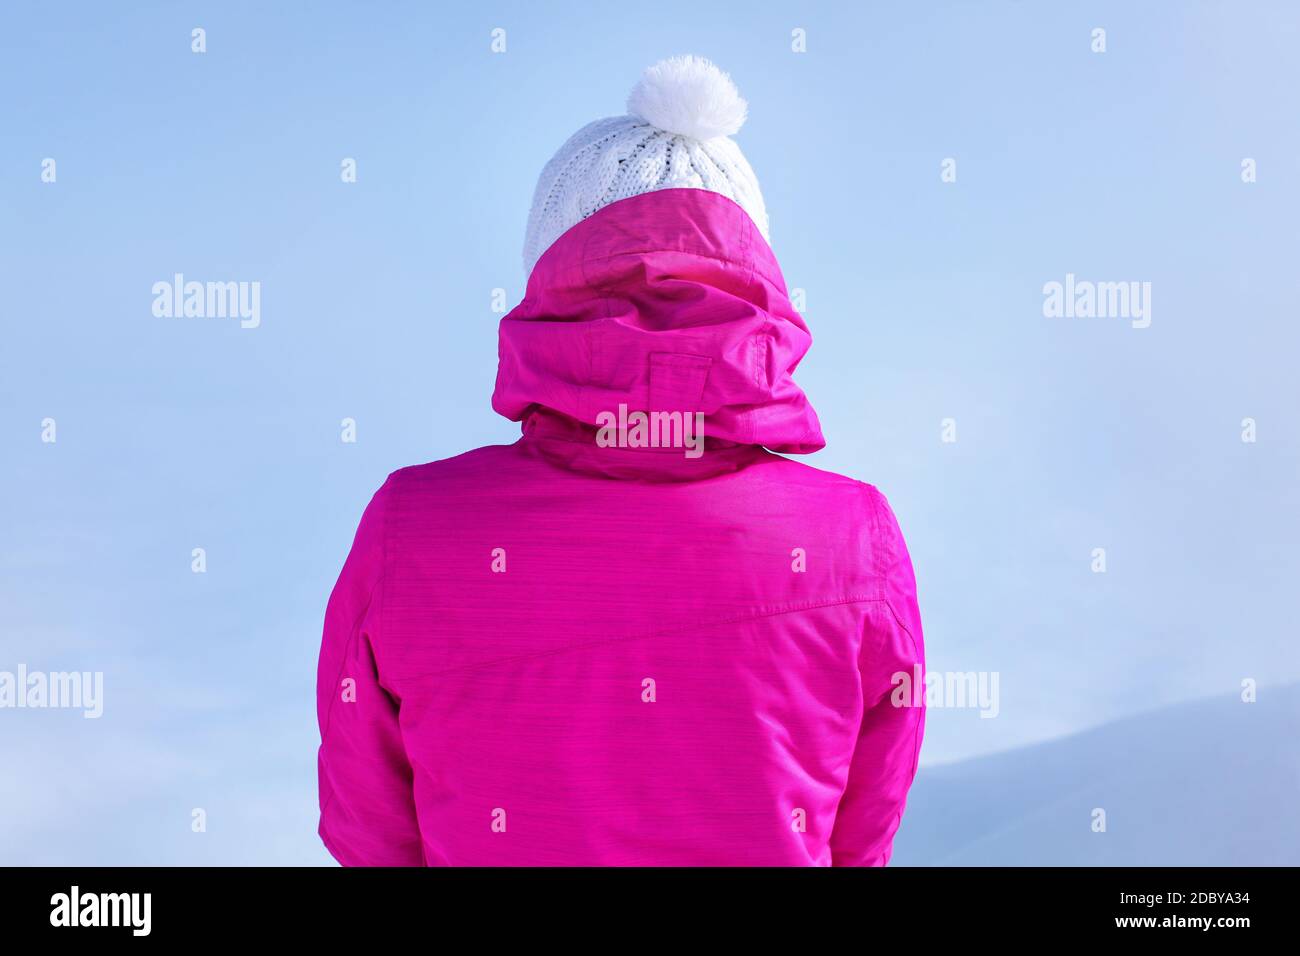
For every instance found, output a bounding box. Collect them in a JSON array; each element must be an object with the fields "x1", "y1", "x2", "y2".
[{"x1": 492, "y1": 188, "x2": 825, "y2": 455}]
